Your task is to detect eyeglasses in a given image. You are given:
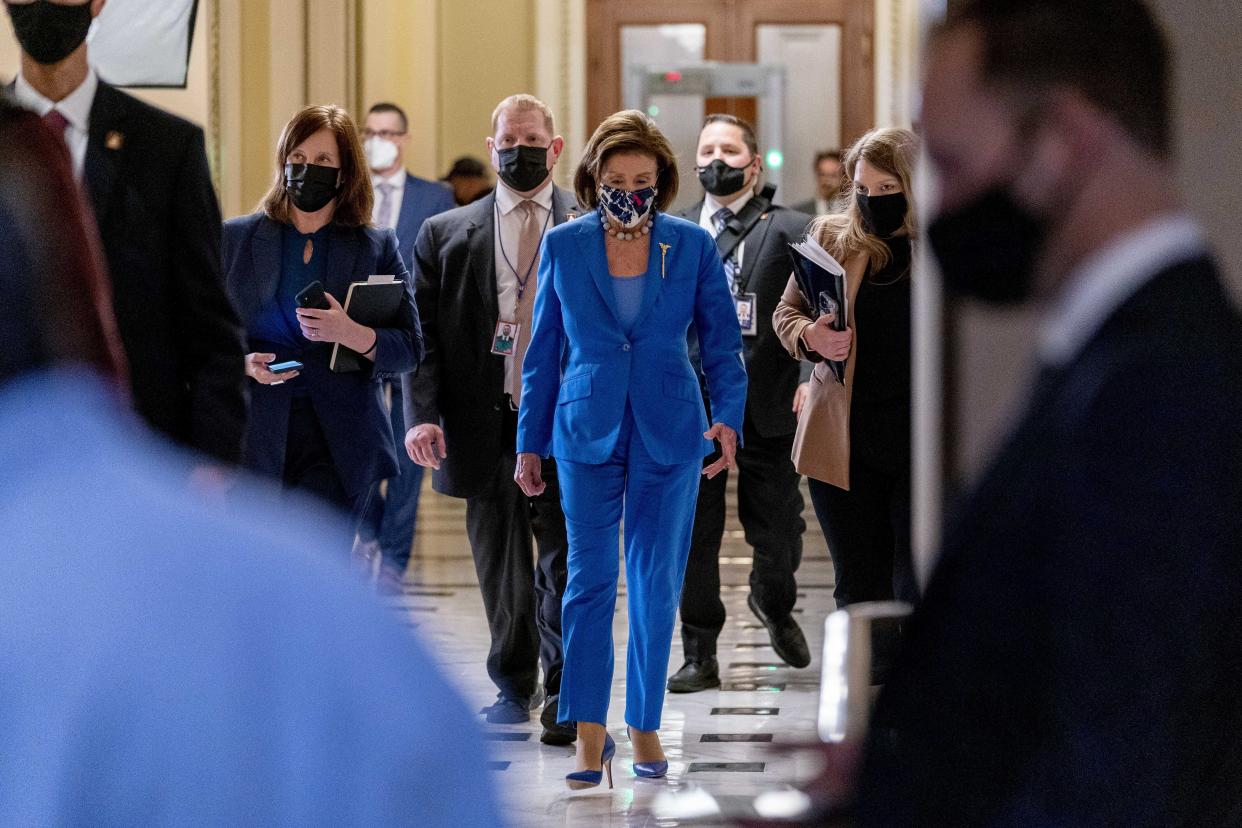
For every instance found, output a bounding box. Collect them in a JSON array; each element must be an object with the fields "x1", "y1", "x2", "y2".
[{"x1": 362, "y1": 129, "x2": 407, "y2": 141}]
